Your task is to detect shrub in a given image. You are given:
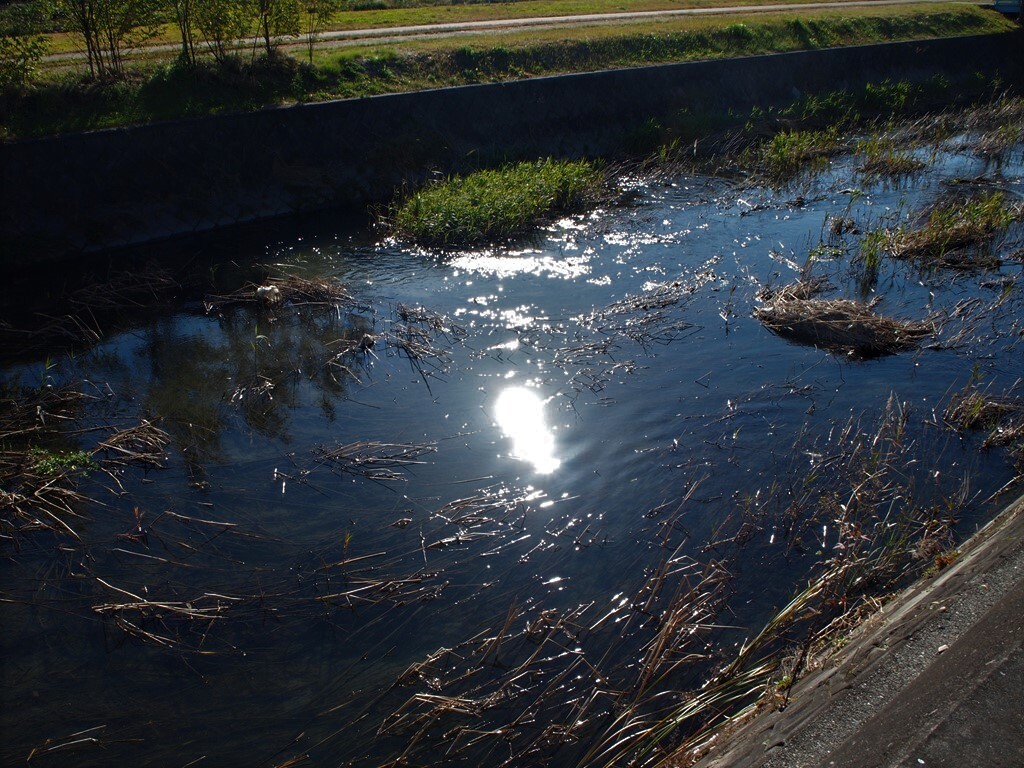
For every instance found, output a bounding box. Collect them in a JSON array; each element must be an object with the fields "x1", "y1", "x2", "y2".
[{"x1": 0, "y1": 32, "x2": 46, "y2": 90}]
